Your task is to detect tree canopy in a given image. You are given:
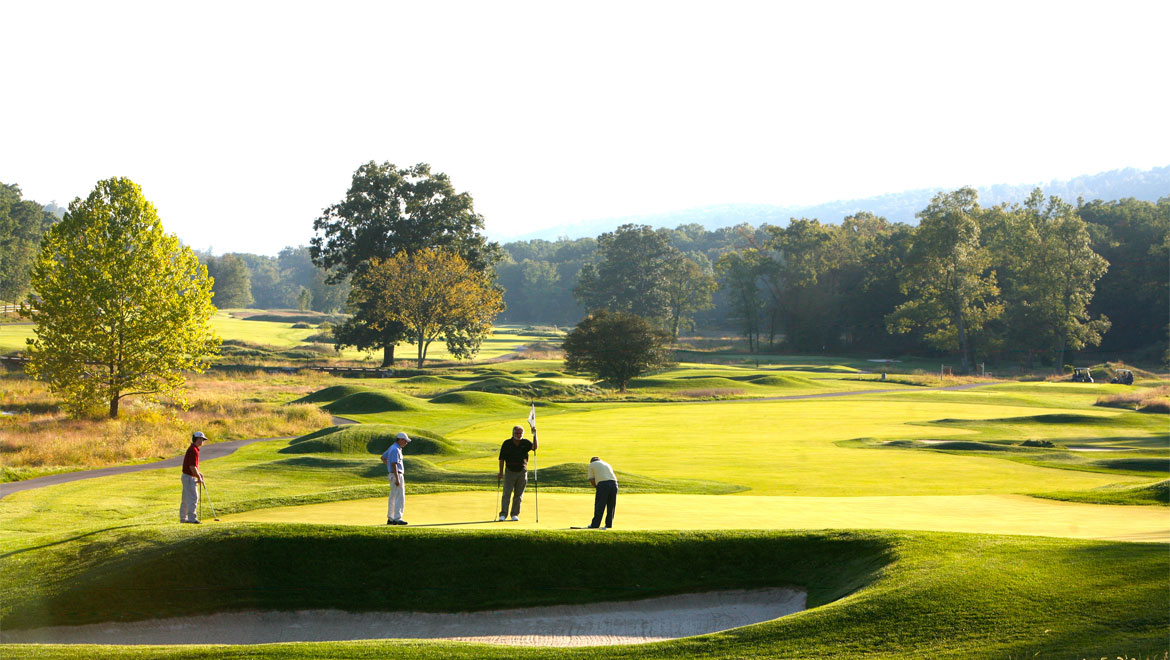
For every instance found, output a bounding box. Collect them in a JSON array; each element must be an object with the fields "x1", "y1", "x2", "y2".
[
  {"x1": 0, "y1": 183, "x2": 56, "y2": 304},
  {"x1": 349, "y1": 248, "x2": 503, "y2": 367},
  {"x1": 886, "y1": 188, "x2": 1003, "y2": 371},
  {"x1": 24, "y1": 177, "x2": 220, "y2": 418},
  {"x1": 574, "y1": 224, "x2": 679, "y2": 322},
  {"x1": 562, "y1": 309, "x2": 672, "y2": 392},
  {"x1": 310, "y1": 162, "x2": 500, "y2": 366}
]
